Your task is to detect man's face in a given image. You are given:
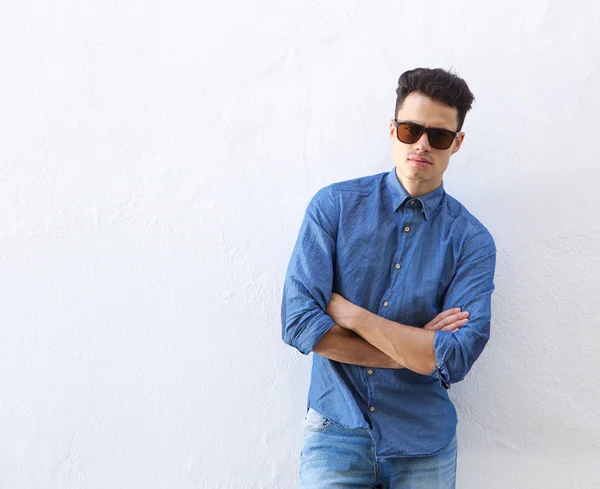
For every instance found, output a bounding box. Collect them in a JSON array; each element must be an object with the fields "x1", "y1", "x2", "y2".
[{"x1": 390, "y1": 92, "x2": 465, "y2": 196}]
